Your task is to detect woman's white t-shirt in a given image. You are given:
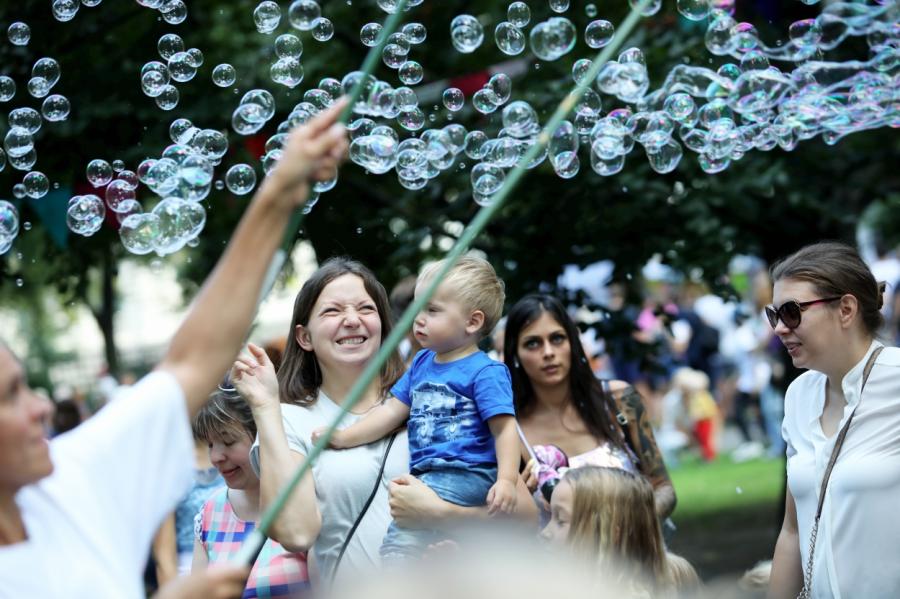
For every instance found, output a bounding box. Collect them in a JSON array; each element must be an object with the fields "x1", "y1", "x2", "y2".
[
  {"x1": 0, "y1": 371, "x2": 193, "y2": 598},
  {"x1": 782, "y1": 341, "x2": 900, "y2": 598},
  {"x1": 249, "y1": 393, "x2": 409, "y2": 588}
]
